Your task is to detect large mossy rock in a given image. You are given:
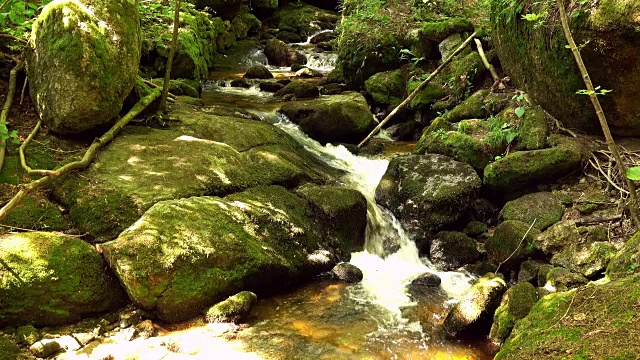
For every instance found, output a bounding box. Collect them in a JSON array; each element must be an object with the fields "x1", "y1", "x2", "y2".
[
  {"x1": 204, "y1": 291, "x2": 257, "y2": 323},
  {"x1": 53, "y1": 103, "x2": 338, "y2": 242},
  {"x1": 27, "y1": 0, "x2": 141, "y2": 134},
  {"x1": 364, "y1": 69, "x2": 407, "y2": 110},
  {"x1": 268, "y1": 2, "x2": 339, "y2": 37},
  {"x1": 485, "y1": 220, "x2": 541, "y2": 273},
  {"x1": 483, "y1": 137, "x2": 585, "y2": 193},
  {"x1": 99, "y1": 185, "x2": 366, "y2": 322},
  {"x1": 489, "y1": 282, "x2": 538, "y2": 345},
  {"x1": 375, "y1": 154, "x2": 481, "y2": 243},
  {"x1": 499, "y1": 192, "x2": 564, "y2": 231},
  {"x1": 429, "y1": 231, "x2": 480, "y2": 271},
  {"x1": 443, "y1": 273, "x2": 507, "y2": 339},
  {"x1": 491, "y1": 0, "x2": 640, "y2": 135},
  {"x1": 264, "y1": 39, "x2": 307, "y2": 67},
  {"x1": 607, "y1": 231, "x2": 640, "y2": 280},
  {"x1": 278, "y1": 92, "x2": 376, "y2": 144},
  {"x1": 0, "y1": 232, "x2": 126, "y2": 327},
  {"x1": 496, "y1": 275, "x2": 640, "y2": 359}
]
